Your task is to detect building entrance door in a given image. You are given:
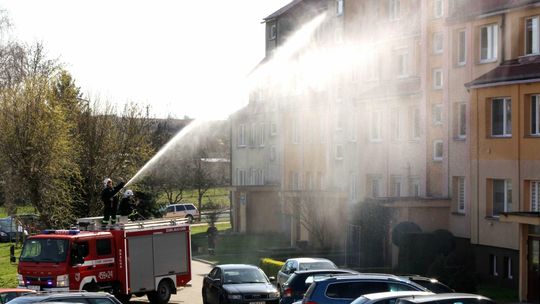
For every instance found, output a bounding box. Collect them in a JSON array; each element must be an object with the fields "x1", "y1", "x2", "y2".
[{"x1": 528, "y1": 237, "x2": 540, "y2": 303}]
